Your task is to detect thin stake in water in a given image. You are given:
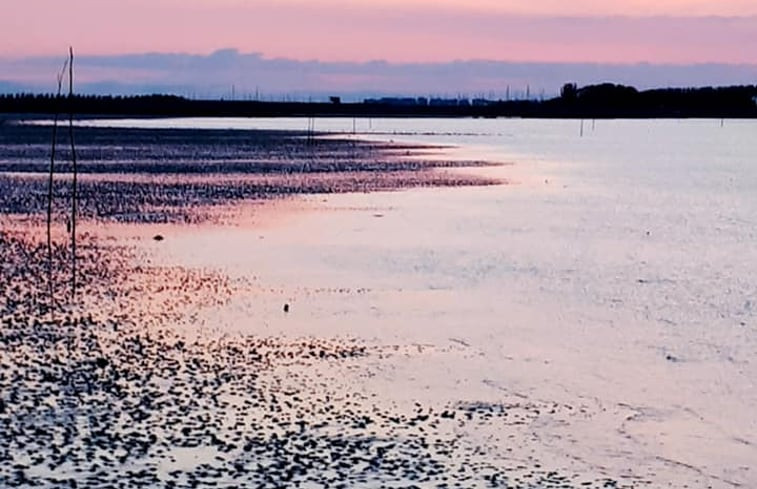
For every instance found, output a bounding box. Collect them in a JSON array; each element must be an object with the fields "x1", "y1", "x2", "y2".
[
  {"x1": 68, "y1": 46, "x2": 78, "y2": 301},
  {"x1": 46, "y1": 58, "x2": 69, "y2": 319}
]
